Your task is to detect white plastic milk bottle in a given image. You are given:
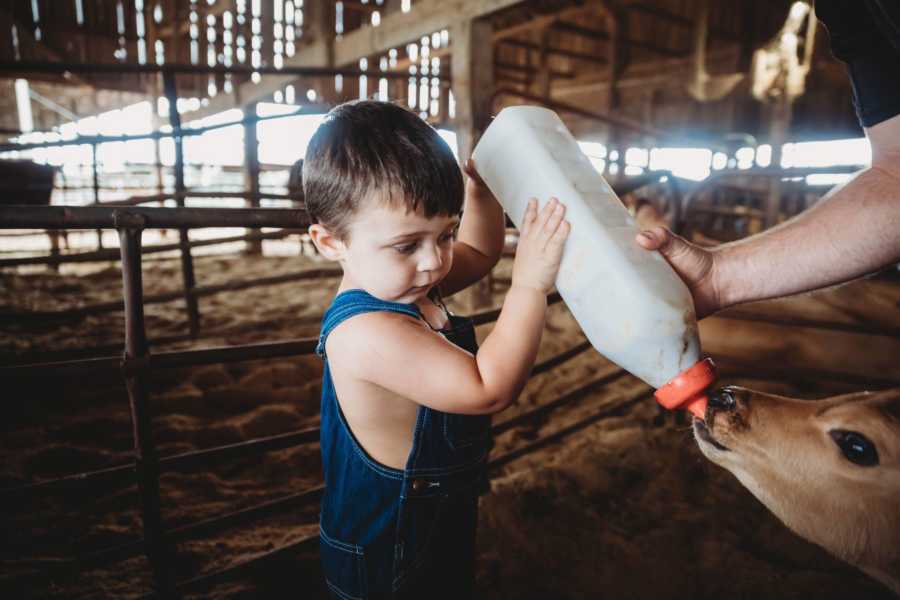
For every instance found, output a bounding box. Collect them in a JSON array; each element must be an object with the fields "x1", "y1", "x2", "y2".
[{"x1": 472, "y1": 106, "x2": 715, "y2": 417}]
